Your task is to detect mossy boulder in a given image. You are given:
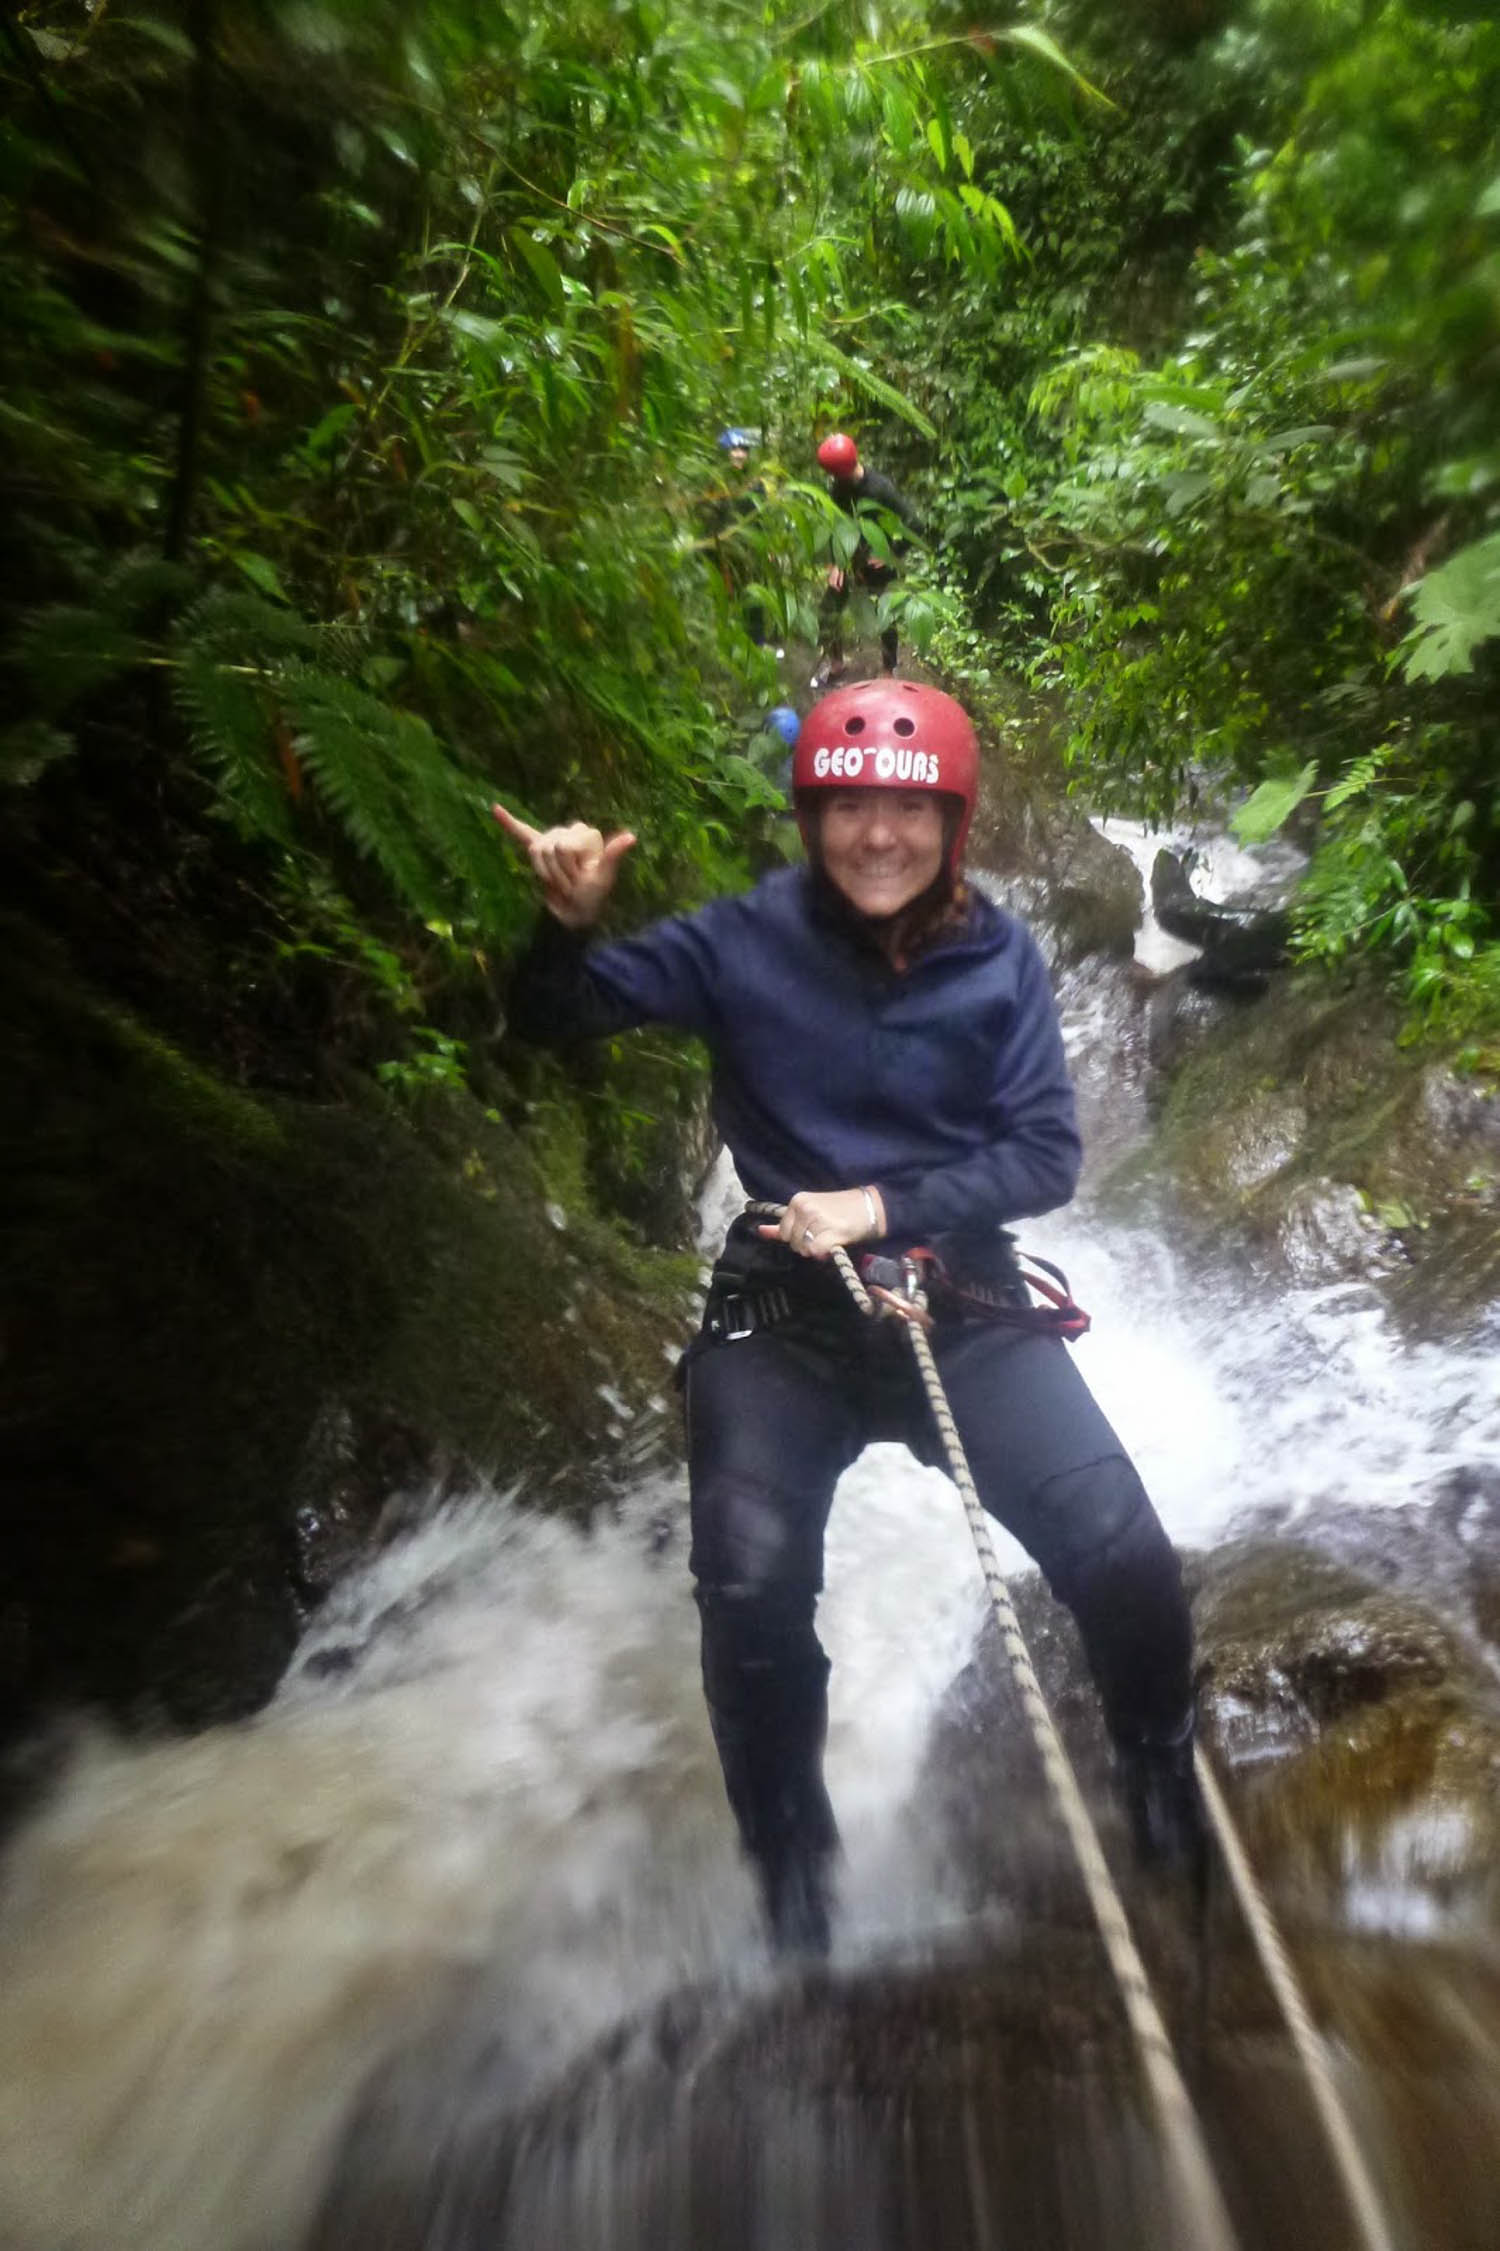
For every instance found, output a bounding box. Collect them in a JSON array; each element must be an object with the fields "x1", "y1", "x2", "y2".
[
  {"x1": 1143, "y1": 982, "x2": 1500, "y2": 1319},
  {"x1": 2, "y1": 924, "x2": 696, "y2": 1738}
]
